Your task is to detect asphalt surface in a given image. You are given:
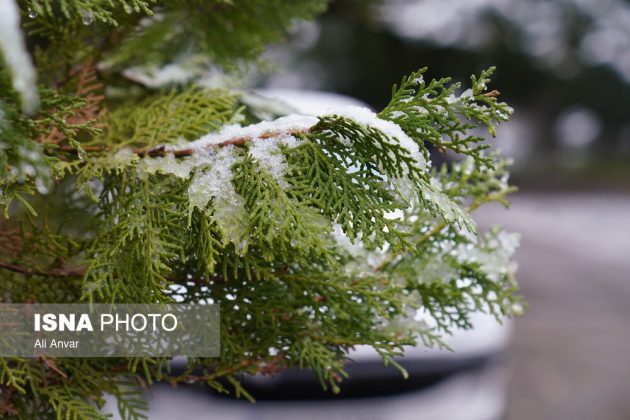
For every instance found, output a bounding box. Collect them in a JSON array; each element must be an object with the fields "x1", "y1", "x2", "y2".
[{"x1": 475, "y1": 193, "x2": 630, "y2": 420}]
